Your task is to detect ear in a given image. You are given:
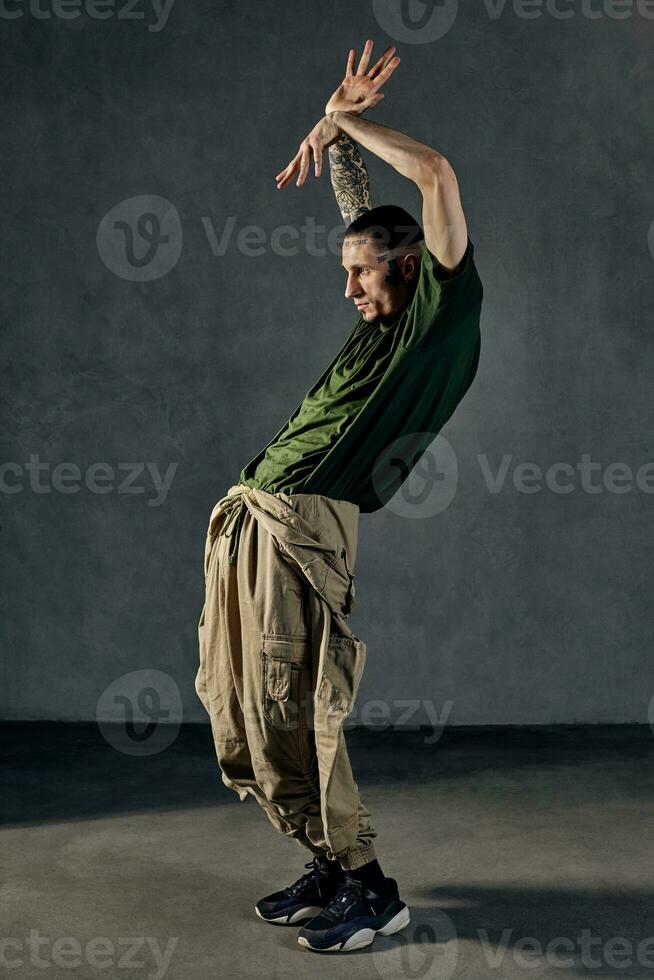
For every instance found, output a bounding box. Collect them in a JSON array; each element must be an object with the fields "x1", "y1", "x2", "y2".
[{"x1": 402, "y1": 253, "x2": 421, "y2": 283}]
